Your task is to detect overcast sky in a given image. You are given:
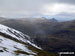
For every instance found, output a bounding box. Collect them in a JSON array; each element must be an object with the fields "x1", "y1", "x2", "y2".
[{"x1": 0, "y1": 0, "x2": 75, "y2": 20}]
